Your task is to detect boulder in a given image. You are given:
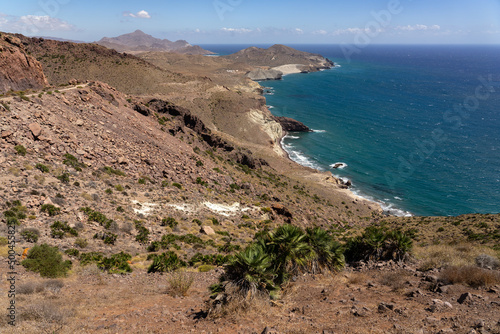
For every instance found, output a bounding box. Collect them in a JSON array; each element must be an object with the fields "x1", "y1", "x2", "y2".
[
  {"x1": 29, "y1": 122, "x2": 42, "y2": 138},
  {"x1": 200, "y1": 226, "x2": 215, "y2": 235}
]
